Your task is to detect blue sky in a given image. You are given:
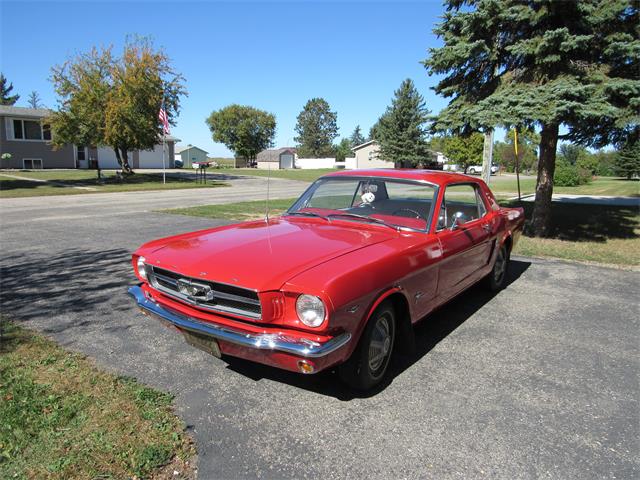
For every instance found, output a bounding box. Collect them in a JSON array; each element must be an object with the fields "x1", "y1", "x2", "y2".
[{"x1": 1, "y1": 1, "x2": 450, "y2": 156}]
